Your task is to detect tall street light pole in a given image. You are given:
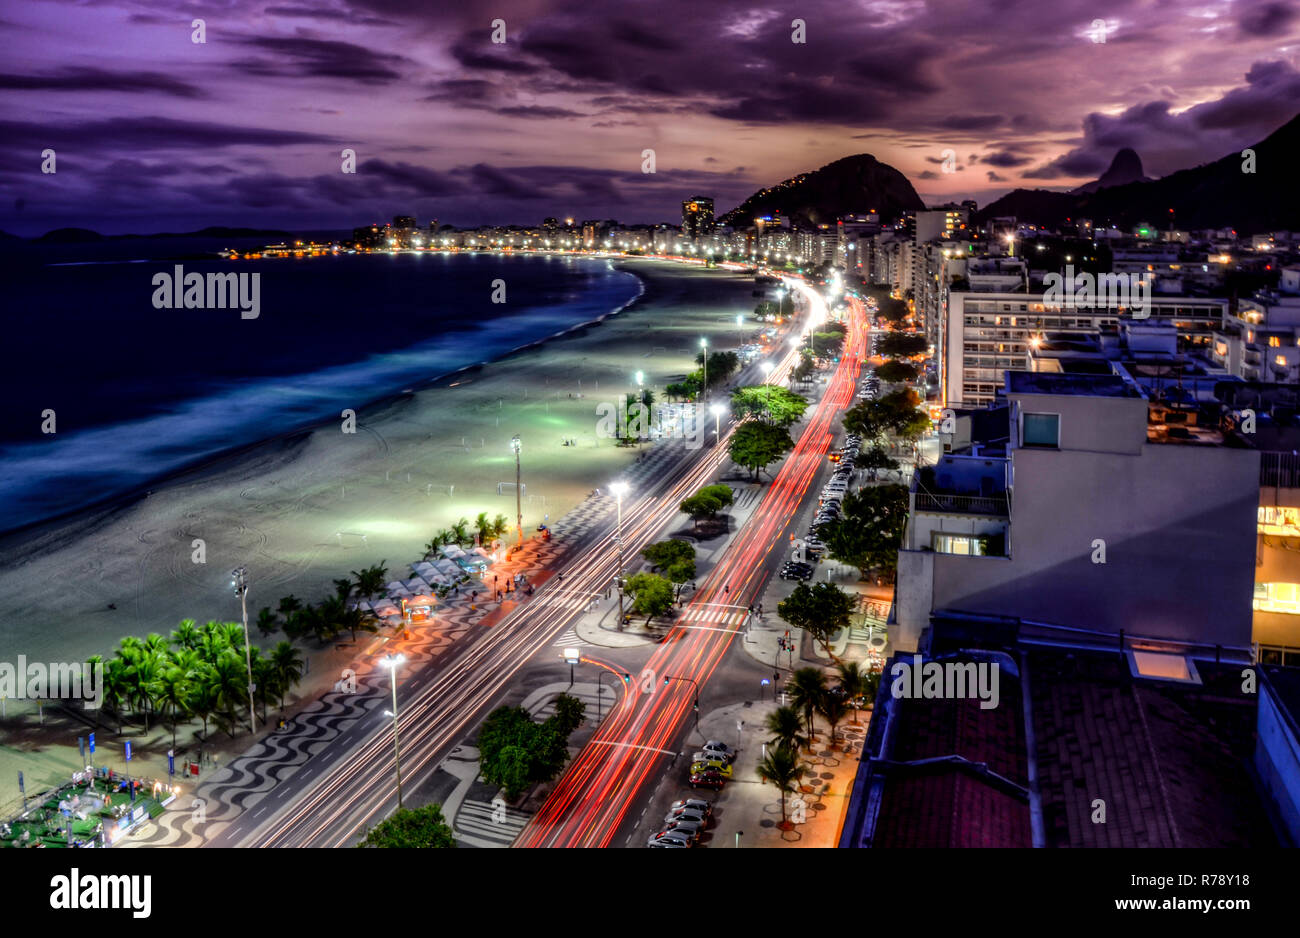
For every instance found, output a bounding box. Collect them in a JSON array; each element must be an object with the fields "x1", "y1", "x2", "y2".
[
  {"x1": 710, "y1": 402, "x2": 725, "y2": 448},
  {"x1": 699, "y1": 337, "x2": 708, "y2": 401},
  {"x1": 511, "y1": 435, "x2": 523, "y2": 548},
  {"x1": 610, "y1": 481, "x2": 629, "y2": 628},
  {"x1": 230, "y1": 567, "x2": 257, "y2": 734},
  {"x1": 382, "y1": 653, "x2": 405, "y2": 808}
]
